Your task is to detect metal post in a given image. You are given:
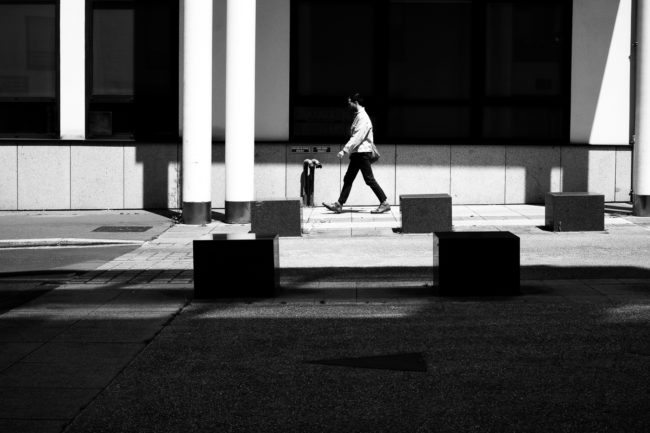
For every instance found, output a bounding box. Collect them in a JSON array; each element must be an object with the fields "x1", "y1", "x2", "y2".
[{"x1": 634, "y1": 0, "x2": 650, "y2": 215}]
